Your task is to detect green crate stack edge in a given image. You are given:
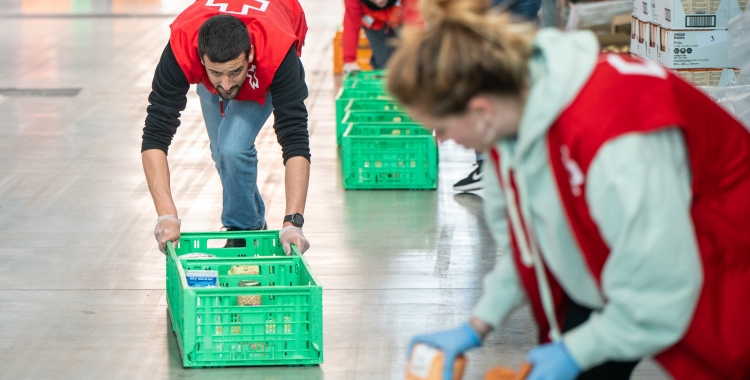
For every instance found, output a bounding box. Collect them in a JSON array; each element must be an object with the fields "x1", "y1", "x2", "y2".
[
  {"x1": 336, "y1": 70, "x2": 393, "y2": 145},
  {"x1": 342, "y1": 122, "x2": 438, "y2": 189},
  {"x1": 336, "y1": 71, "x2": 439, "y2": 190},
  {"x1": 166, "y1": 231, "x2": 323, "y2": 368}
]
